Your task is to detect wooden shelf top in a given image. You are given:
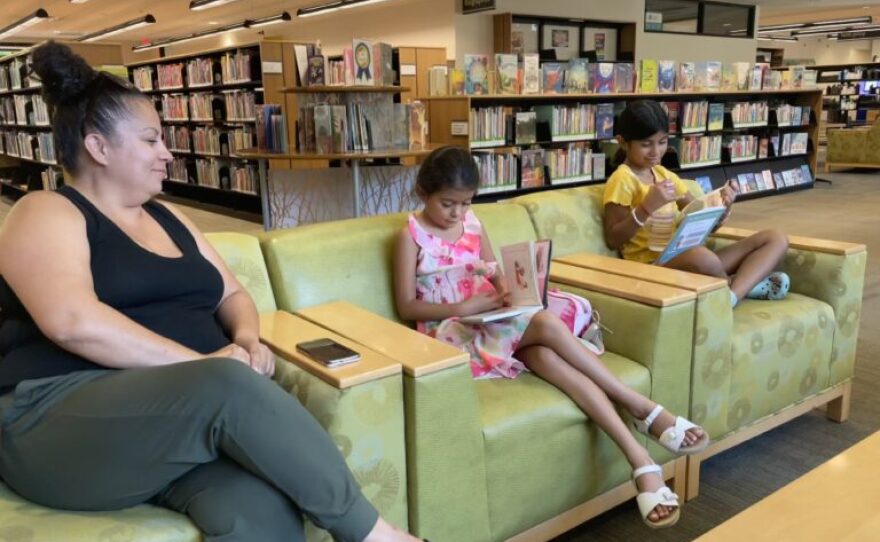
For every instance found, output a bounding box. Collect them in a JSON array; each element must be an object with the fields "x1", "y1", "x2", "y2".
[
  {"x1": 297, "y1": 301, "x2": 470, "y2": 378},
  {"x1": 281, "y1": 85, "x2": 410, "y2": 94},
  {"x1": 259, "y1": 310, "x2": 401, "y2": 389},
  {"x1": 416, "y1": 88, "x2": 822, "y2": 102},
  {"x1": 233, "y1": 143, "x2": 442, "y2": 161},
  {"x1": 550, "y1": 262, "x2": 696, "y2": 308}
]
